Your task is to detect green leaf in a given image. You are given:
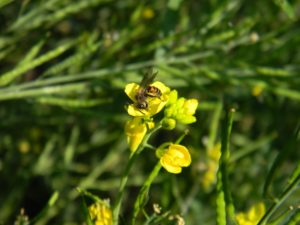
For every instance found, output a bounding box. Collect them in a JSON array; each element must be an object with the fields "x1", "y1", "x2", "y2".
[
  {"x1": 286, "y1": 209, "x2": 300, "y2": 225},
  {"x1": 0, "y1": 41, "x2": 75, "y2": 86},
  {"x1": 0, "y1": 0, "x2": 13, "y2": 8},
  {"x1": 273, "y1": 0, "x2": 295, "y2": 20},
  {"x1": 263, "y1": 125, "x2": 300, "y2": 197}
]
